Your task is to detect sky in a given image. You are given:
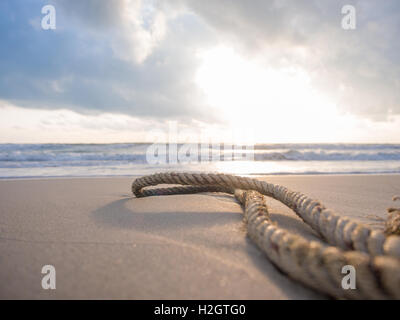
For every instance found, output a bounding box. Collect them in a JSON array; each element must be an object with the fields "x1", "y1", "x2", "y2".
[{"x1": 0, "y1": 0, "x2": 399, "y2": 143}]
